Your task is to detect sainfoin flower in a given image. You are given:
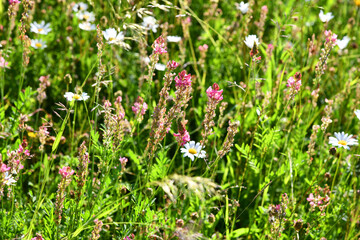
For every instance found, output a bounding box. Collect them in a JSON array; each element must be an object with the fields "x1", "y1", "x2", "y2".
[
  {"x1": 175, "y1": 70, "x2": 192, "y2": 87},
  {"x1": 0, "y1": 163, "x2": 11, "y2": 172},
  {"x1": 30, "y1": 39, "x2": 47, "y2": 49},
  {"x1": 0, "y1": 57, "x2": 9, "y2": 68},
  {"x1": 132, "y1": 96, "x2": 148, "y2": 115},
  {"x1": 355, "y1": 110, "x2": 360, "y2": 120},
  {"x1": 235, "y1": 1, "x2": 249, "y2": 14},
  {"x1": 180, "y1": 141, "x2": 206, "y2": 161},
  {"x1": 319, "y1": 10, "x2": 334, "y2": 22},
  {"x1": 329, "y1": 132, "x2": 358, "y2": 150},
  {"x1": 64, "y1": 92, "x2": 90, "y2": 101},
  {"x1": 206, "y1": 83, "x2": 223, "y2": 102},
  {"x1": 153, "y1": 35, "x2": 167, "y2": 55},
  {"x1": 337, "y1": 36, "x2": 350, "y2": 50},
  {"x1": 59, "y1": 166, "x2": 75, "y2": 178},
  {"x1": 244, "y1": 35, "x2": 259, "y2": 49},
  {"x1": 142, "y1": 16, "x2": 159, "y2": 33},
  {"x1": 30, "y1": 21, "x2": 52, "y2": 35},
  {"x1": 9, "y1": 0, "x2": 21, "y2": 4},
  {"x1": 79, "y1": 22, "x2": 96, "y2": 31},
  {"x1": 102, "y1": 28, "x2": 124, "y2": 44},
  {"x1": 324, "y1": 30, "x2": 337, "y2": 45}
]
